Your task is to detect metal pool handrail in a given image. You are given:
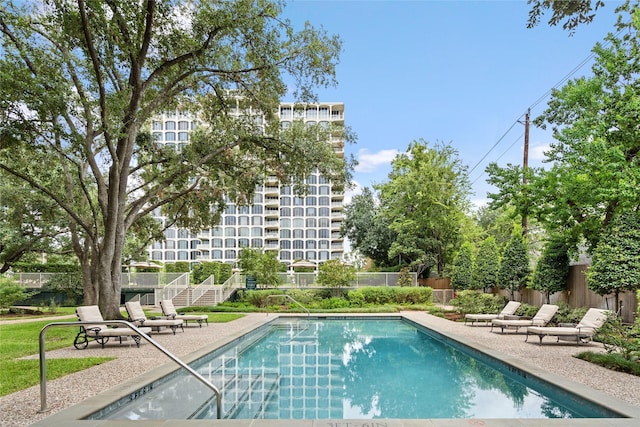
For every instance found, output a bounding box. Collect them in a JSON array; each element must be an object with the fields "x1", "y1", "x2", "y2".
[
  {"x1": 265, "y1": 294, "x2": 310, "y2": 316},
  {"x1": 38, "y1": 320, "x2": 222, "y2": 419}
]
